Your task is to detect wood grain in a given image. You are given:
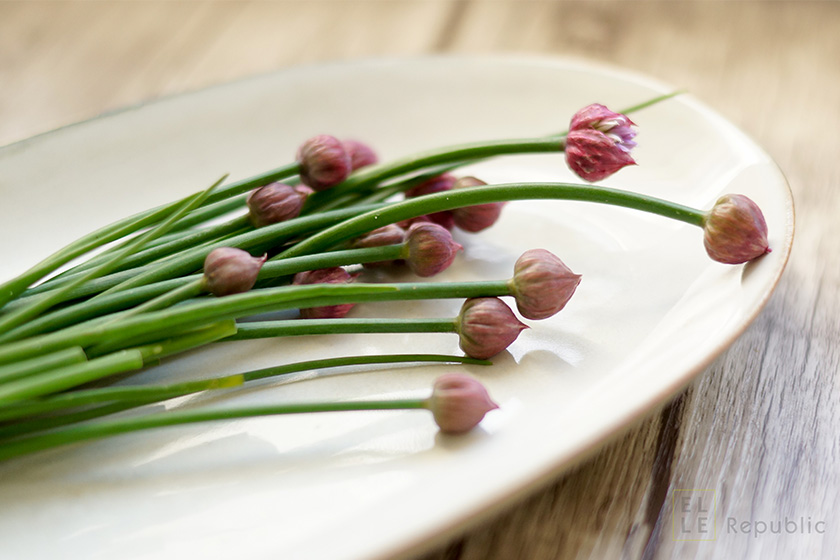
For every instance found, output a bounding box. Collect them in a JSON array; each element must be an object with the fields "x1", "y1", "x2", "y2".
[{"x1": 1, "y1": 1, "x2": 837, "y2": 559}]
